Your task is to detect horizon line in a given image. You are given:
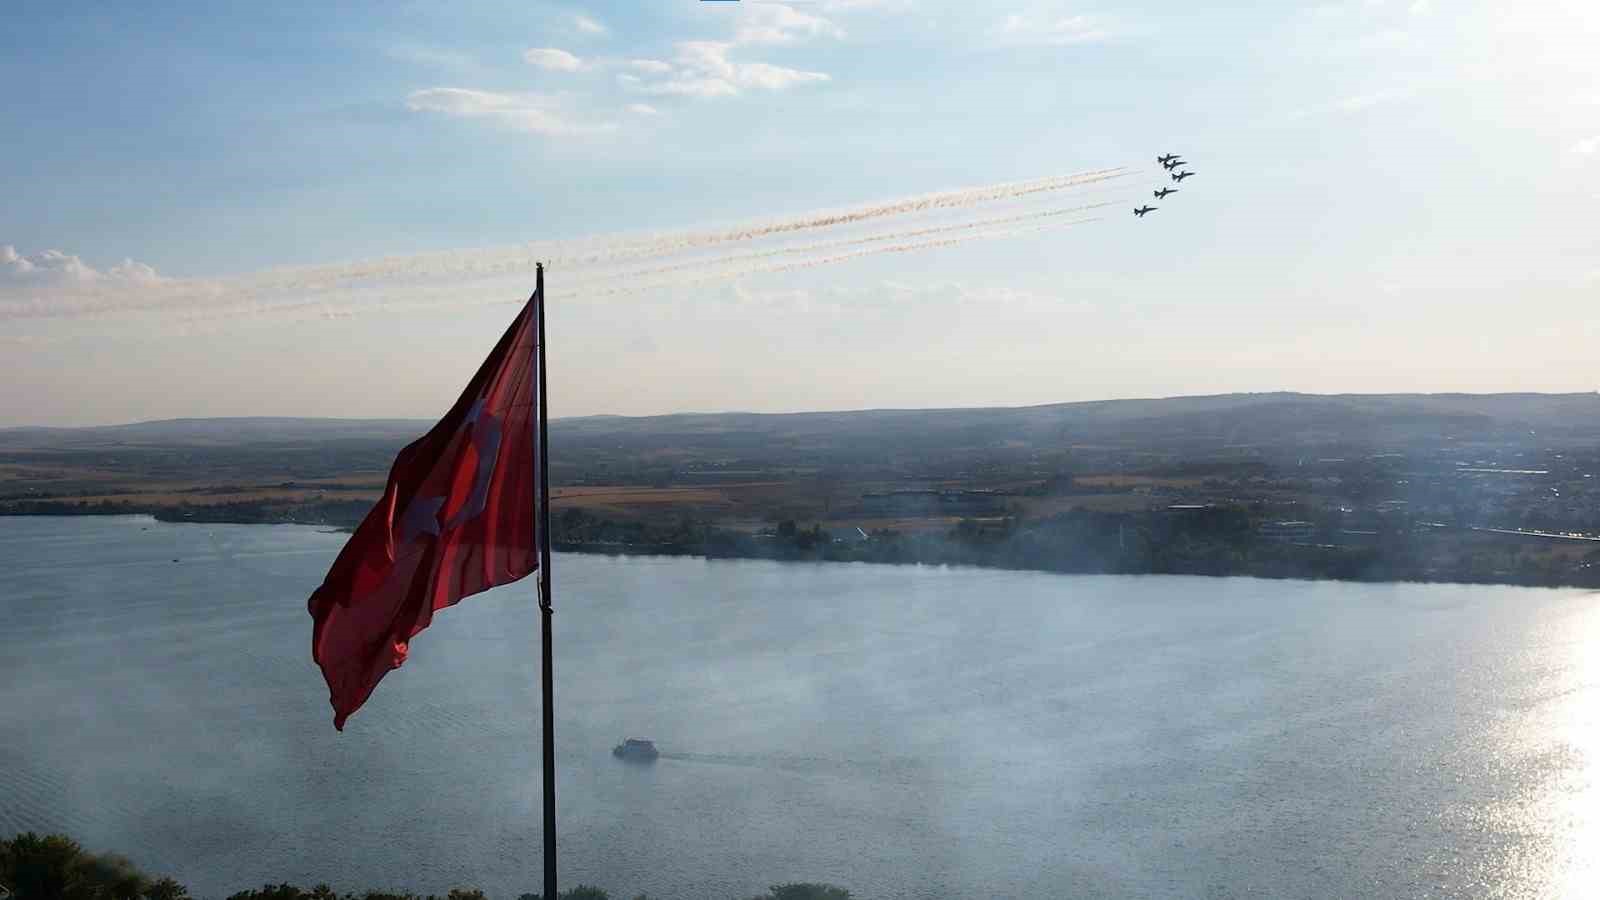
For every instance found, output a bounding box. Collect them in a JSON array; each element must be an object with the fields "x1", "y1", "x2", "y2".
[{"x1": 5, "y1": 388, "x2": 1597, "y2": 431}]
